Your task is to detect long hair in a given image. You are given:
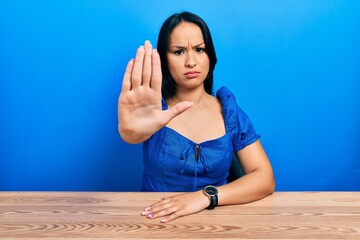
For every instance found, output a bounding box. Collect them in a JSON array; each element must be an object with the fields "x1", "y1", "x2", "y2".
[{"x1": 157, "y1": 12, "x2": 217, "y2": 100}]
